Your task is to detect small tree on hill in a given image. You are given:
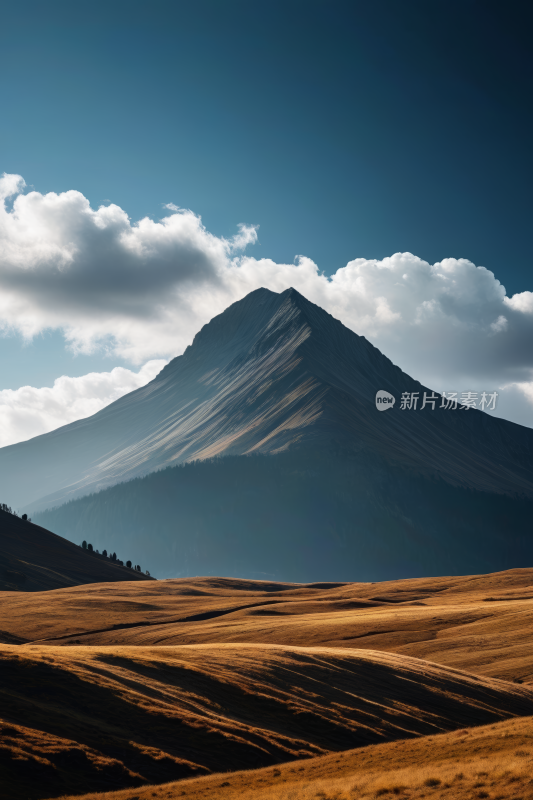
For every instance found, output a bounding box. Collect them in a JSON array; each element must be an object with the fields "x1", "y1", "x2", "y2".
[
  {"x1": 82, "y1": 540, "x2": 87, "y2": 550},
  {"x1": 126, "y1": 560, "x2": 132, "y2": 569},
  {"x1": 87, "y1": 543, "x2": 93, "y2": 552},
  {"x1": 22, "y1": 513, "x2": 27, "y2": 520},
  {"x1": 102, "y1": 549, "x2": 107, "y2": 557}
]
